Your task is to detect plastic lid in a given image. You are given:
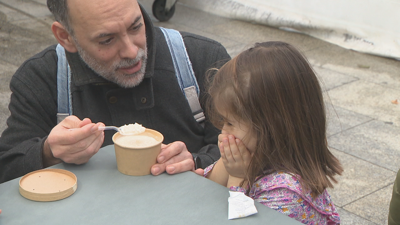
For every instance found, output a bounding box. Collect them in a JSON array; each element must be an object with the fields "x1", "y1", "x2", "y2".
[{"x1": 19, "y1": 168, "x2": 77, "y2": 202}]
